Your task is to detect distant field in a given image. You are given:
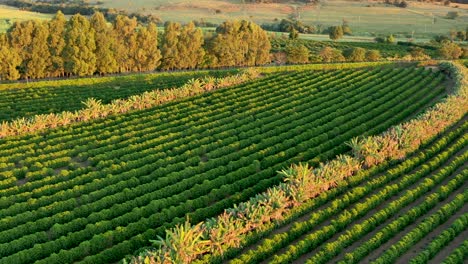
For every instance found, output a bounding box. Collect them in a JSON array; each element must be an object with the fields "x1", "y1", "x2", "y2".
[
  {"x1": 270, "y1": 38, "x2": 439, "y2": 61},
  {"x1": 0, "y1": 0, "x2": 466, "y2": 39},
  {"x1": 94, "y1": 0, "x2": 468, "y2": 39},
  {"x1": 271, "y1": 32, "x2": 434, "y2": 43},
  {"x1": 299, "y1": 0, "x2": 468, "y2": 38},
  {"x1": 0, "y1": 5, "x2": 52, "y2": 32}
]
